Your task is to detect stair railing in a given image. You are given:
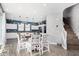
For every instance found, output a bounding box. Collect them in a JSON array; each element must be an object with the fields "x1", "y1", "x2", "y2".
[{"x1": 62, "y1": 28, "x2": 67, "y2": 50}]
